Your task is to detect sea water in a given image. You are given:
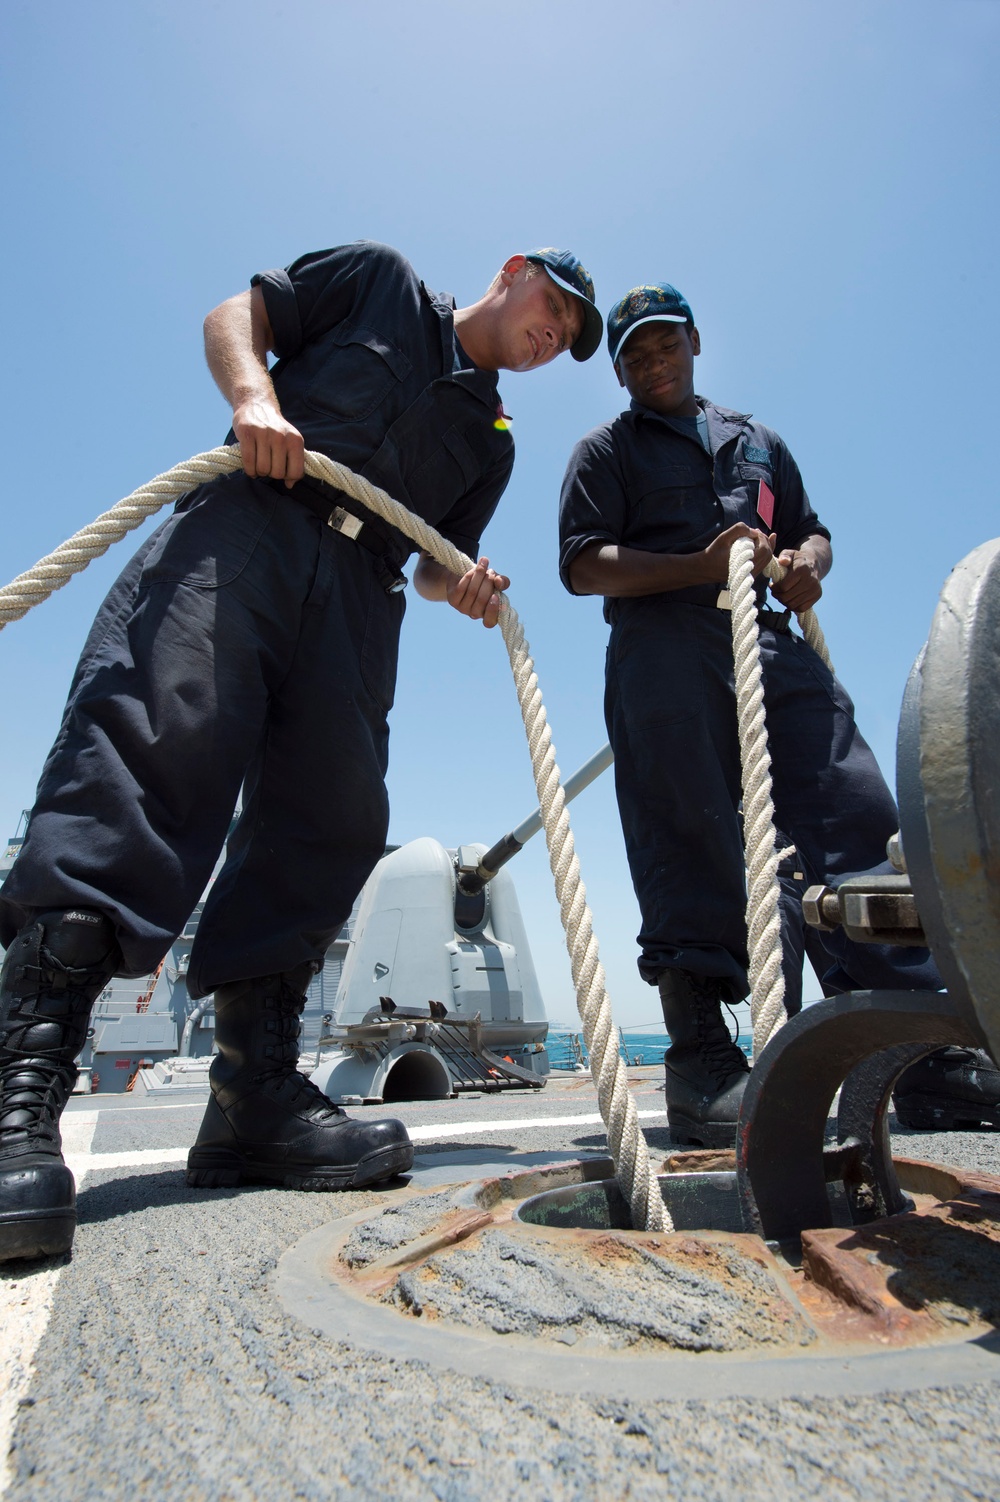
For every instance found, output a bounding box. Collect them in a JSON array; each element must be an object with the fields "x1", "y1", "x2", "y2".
[{"x1": 547, "y1": 1025, "x2": 752, "y2": 1071}]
